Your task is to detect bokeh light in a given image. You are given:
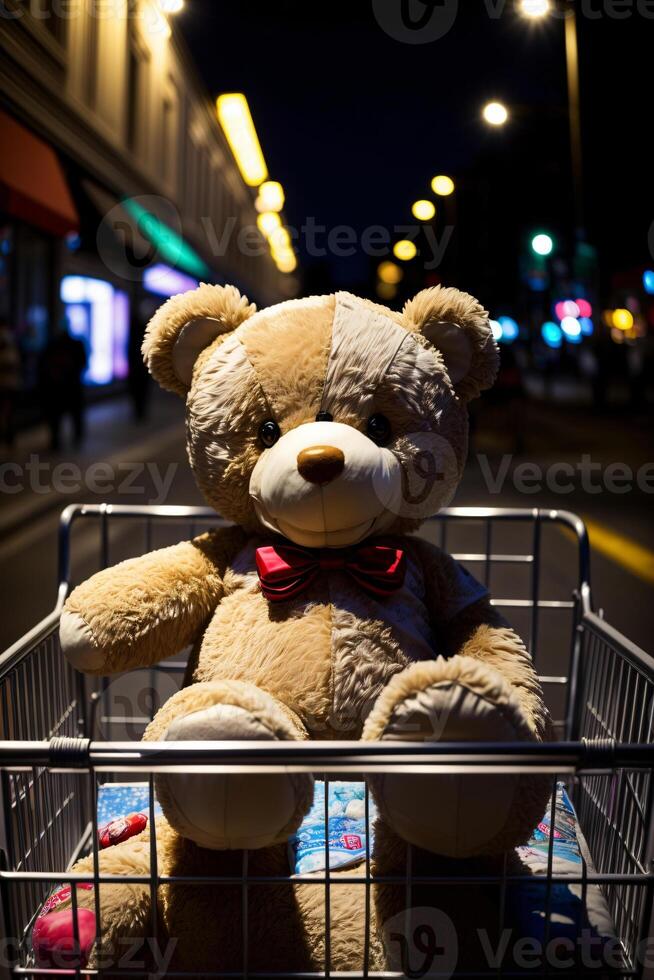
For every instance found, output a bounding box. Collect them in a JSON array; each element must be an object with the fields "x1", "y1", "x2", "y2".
[
  {"x1": 411, "y1": 199, "x2": 436, "y2": 221},
  {"x1": 256, "y1": 211, "x2": 281, "y2": 237},
  {"x1": 613, "y1": 308, "x2": 634, "y2": 331},
  {"x1": 579, "y1": 317, "x2": 594, "y2": 336},
  {"x1": 378, "y1": 261, "x2": 403, "y2": 285},
  {"x1": 531, "y1": 233, "x2": 554, "y2": 257},
  {"x1": 483, "y1": 102, "x2": 509, "y2": 126},
  {"x1": 561, "y1": 316, "x2": 582, "y2": 341},
  {"x1": 490, "y1": 320, "x2": 503, "y2": 342},
  {"x1": 431, "y1": 175, "x2": 455, "y2": 197},
  {"x1": 393, "y1": 239, "x2": 417, "y2": 261},
  {"x1": 541, "y1": 321, "x2": 562, "y2": 348},
  {"x1": 497, "y1": 316, "x2": 519, "y2": 342},
  {"x1": 256, "y1": 180, "x2": 285, "y2": 213},
  {"x1": 643, "y1": 270, "x2": 654, "y2": 295},
  {"x1": 576, "y1": 298, "x2": 592, "y2": 318}
]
